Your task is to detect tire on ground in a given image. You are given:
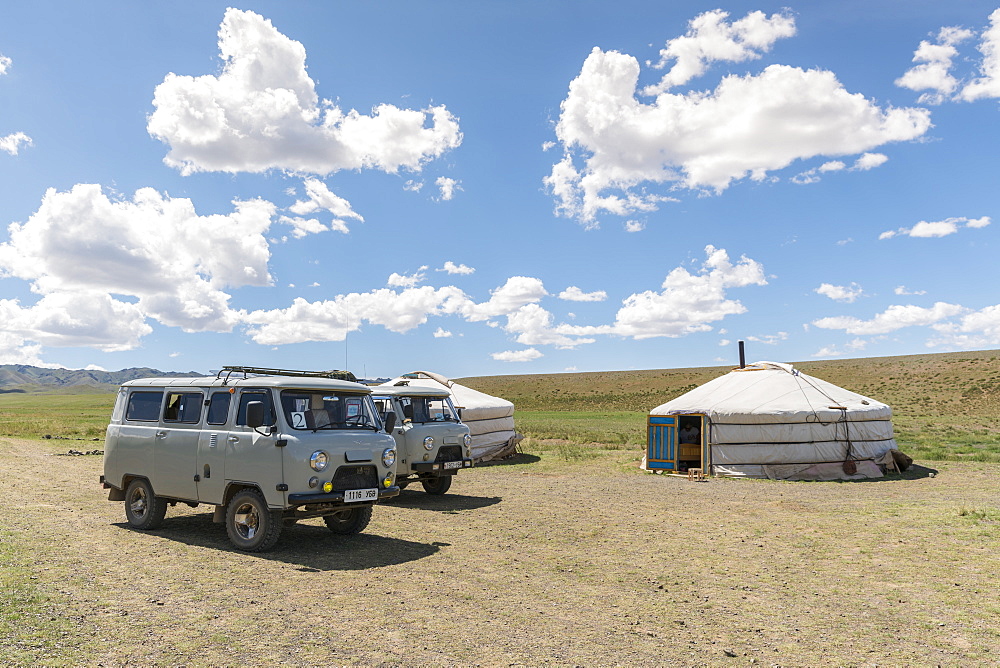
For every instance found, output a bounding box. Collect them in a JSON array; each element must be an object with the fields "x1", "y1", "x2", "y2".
[
  {"x1": 124, "y1": 478, "x2": 168, "y2": 530},
  {"x1": 225, "y1": 488, "x2": 283, "y2": 552},
  {"x1": 421, "y1": 474, "x2": 452, "y2": 495},
  {"x1": 323, "y1": 505, "x2": 373, "y2": 535}
]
